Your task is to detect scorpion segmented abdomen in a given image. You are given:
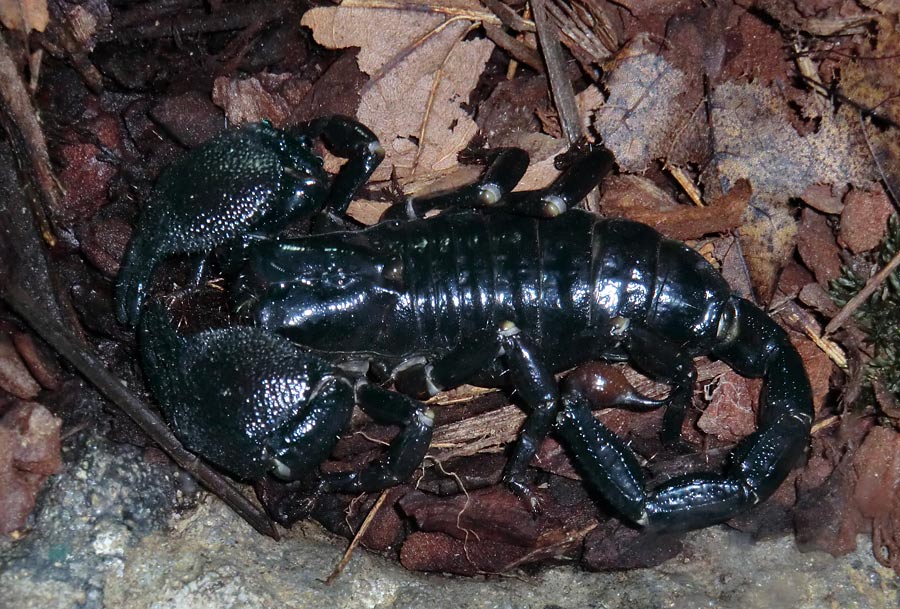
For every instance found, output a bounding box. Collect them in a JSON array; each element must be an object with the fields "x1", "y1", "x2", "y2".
[{"x1": 587, "y1": 218, "x2": 661, "y2": 327}]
